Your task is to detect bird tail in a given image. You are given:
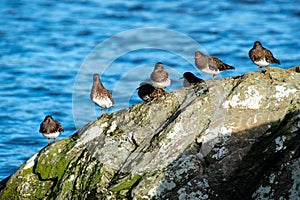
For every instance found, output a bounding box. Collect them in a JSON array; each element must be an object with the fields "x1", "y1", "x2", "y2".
[
  {"x1": 225, "y1": 64, "x2": 235, "y2": 70},
  {"x1": 274, "y1": 58, "x2": 280, "y2": 64}
]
